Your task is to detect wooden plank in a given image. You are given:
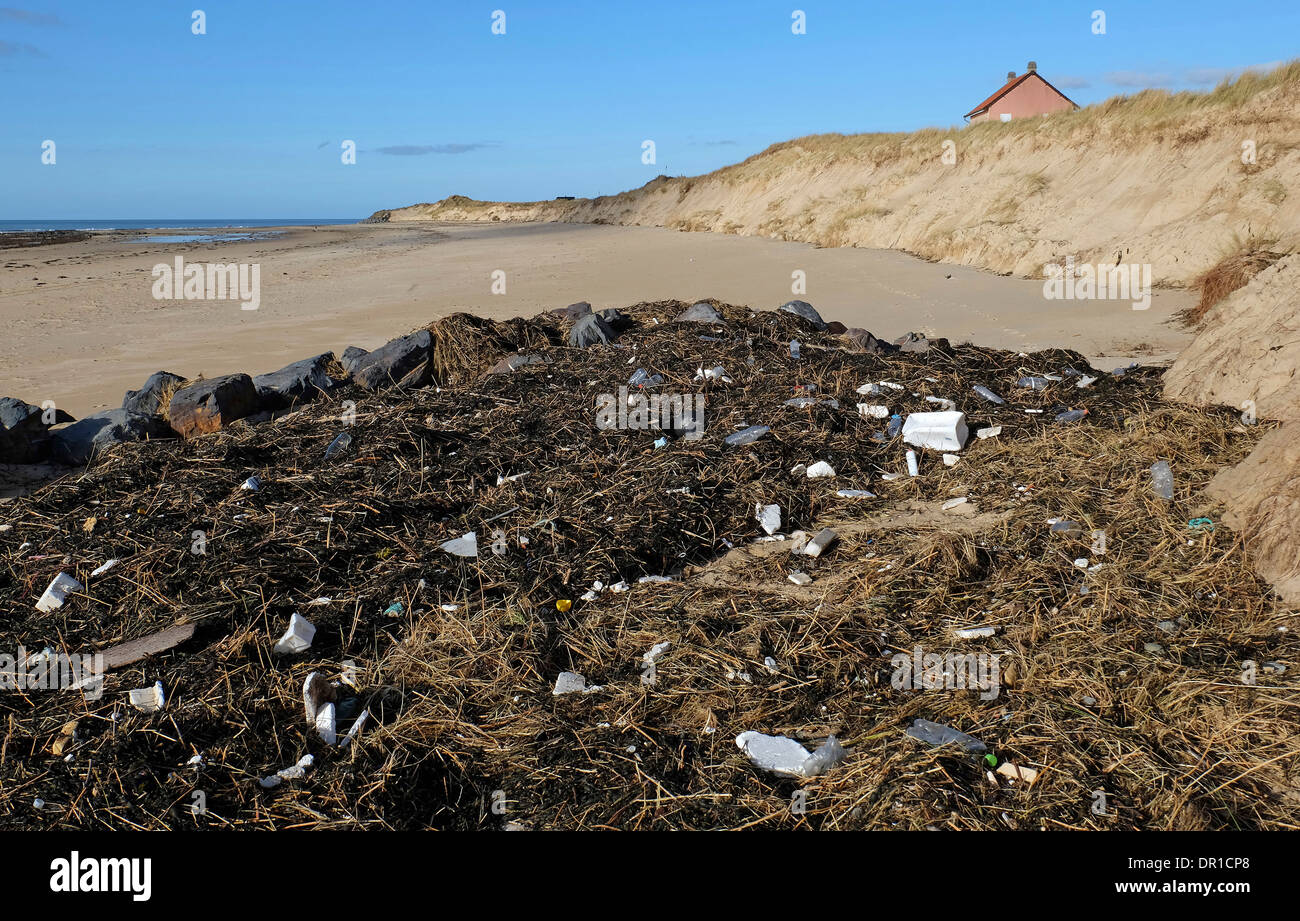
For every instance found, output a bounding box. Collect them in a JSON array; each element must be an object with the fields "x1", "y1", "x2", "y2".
[{"x1": 98, "y1": 623, "x2": 196, "y2": 671}]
